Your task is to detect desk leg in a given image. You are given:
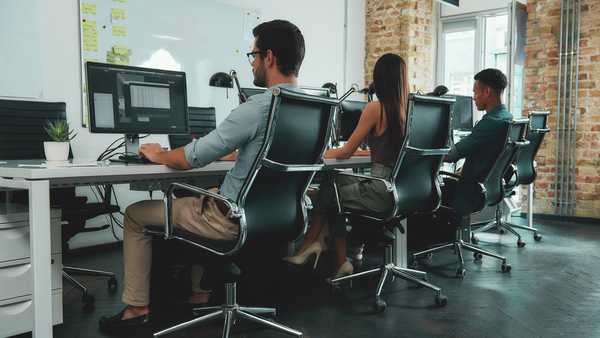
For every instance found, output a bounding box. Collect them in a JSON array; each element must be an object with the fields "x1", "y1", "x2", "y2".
[
  {"x1": 528, "y1": 184, "x2": 534, "y2": 228},
  {"x1": 29, "y1": 180, "x2": 53, "y2": 338},
  {"x1": 393, "y1": 219, "x2": 407, "y2": 268}
]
